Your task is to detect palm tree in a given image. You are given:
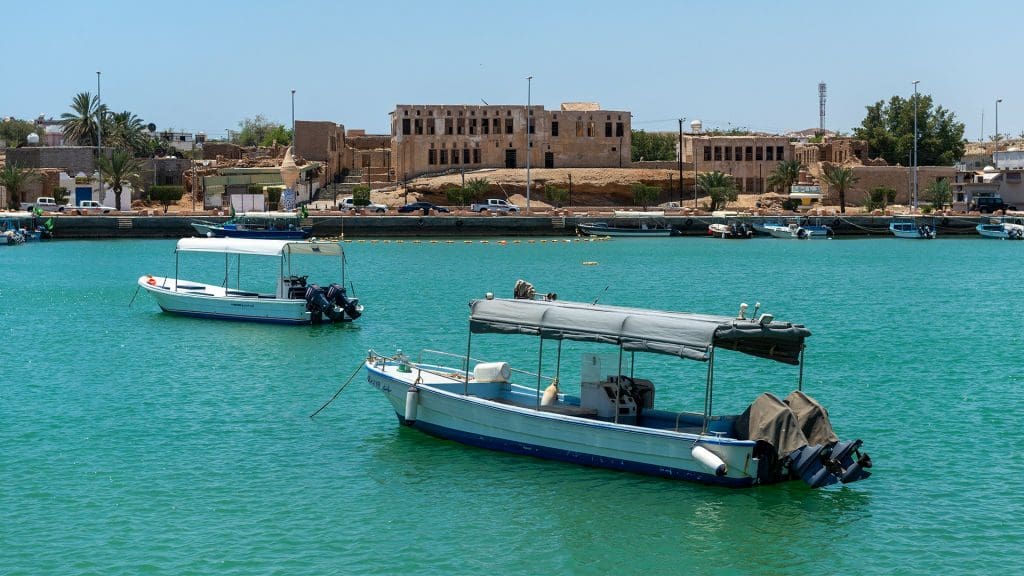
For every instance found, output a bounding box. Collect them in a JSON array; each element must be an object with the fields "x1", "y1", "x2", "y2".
[
  {"x1": 97, "y1": 150, "x2": 143, "y2": 211},
  {"x1": 697, "y1": 171, "x2": 737, "y2": 211},
  {"x1": 61, "y1": 92, "x2": 108, "y2": 147},
  {"x1": 820, "y1": 165, "x2": 859, "y2": 213},
  {"x1": 766, "y1": 159, "x2": 803, "y2": 193},
  {"x1": 0, "y1": 163, "x2": 39, "y2": 209},
  {"x1": 107, "y1": 111, "x2": 151, "y2": 156}
]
